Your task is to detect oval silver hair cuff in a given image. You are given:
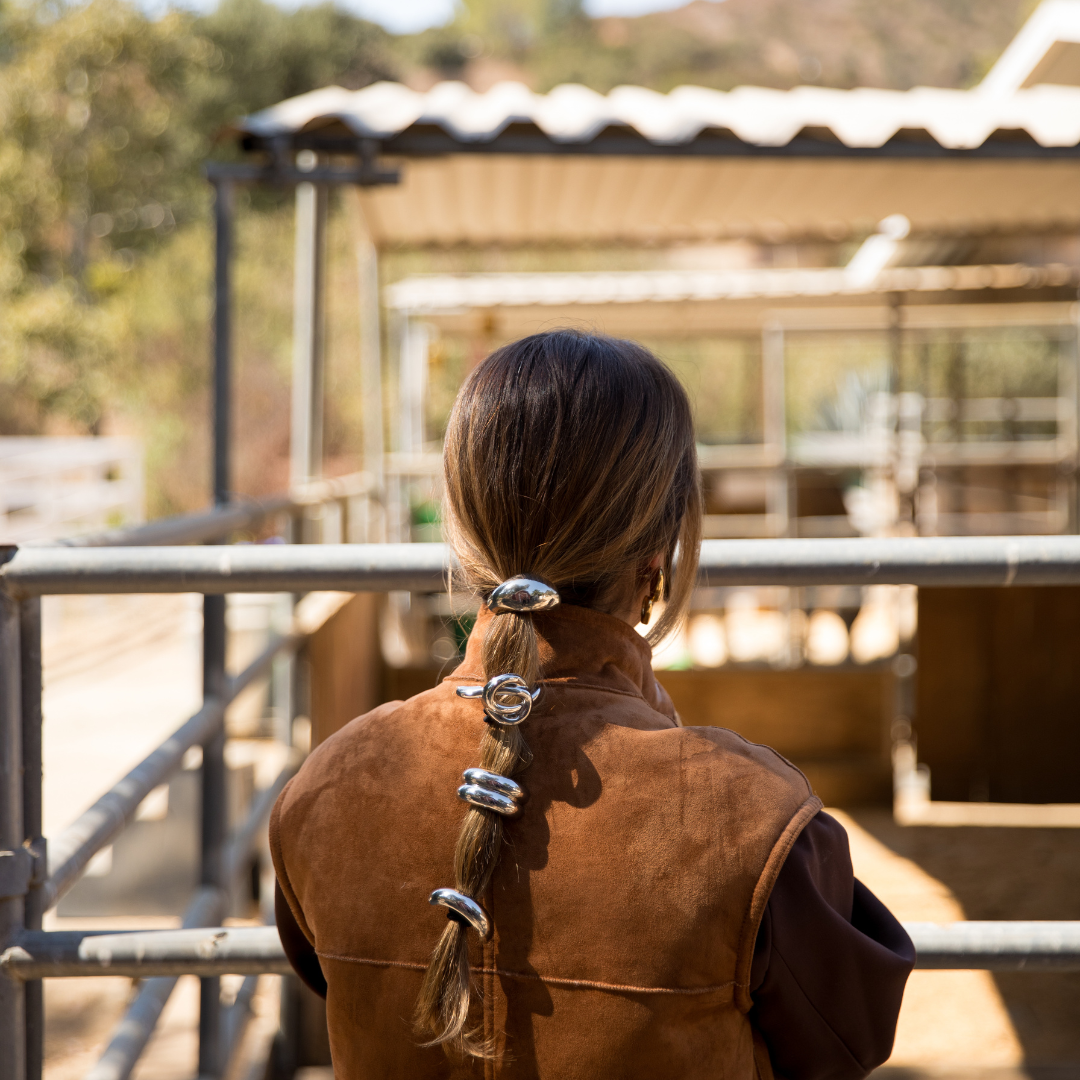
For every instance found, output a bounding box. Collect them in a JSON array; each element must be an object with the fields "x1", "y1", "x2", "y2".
[
  {"x1": 429, "y1": 888, "x2": 491, "y2": 938},
  {"x1": 456, "y1": 672, "x2": 540, "y2": 726},
  {"x1": 489, "y1": 577, "x2": 560, "y2": 613},
  {"x1": 464, "y1": 768, "x2": 524, "y2": 800},
  {"x1": 458, "y1": 784, "x2": 518, "y2": 815},
  {"x1": 457, "y1": 768, "x2": 525, "y2": 816}
]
